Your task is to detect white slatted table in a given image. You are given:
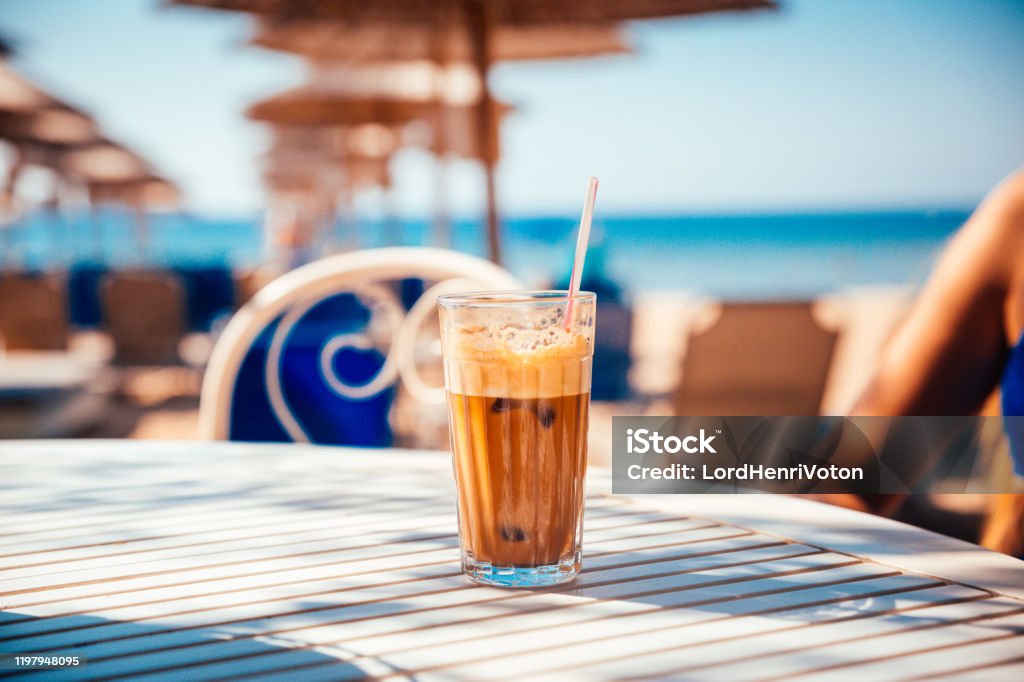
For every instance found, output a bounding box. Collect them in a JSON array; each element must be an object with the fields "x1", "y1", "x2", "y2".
[{"x1": 1, "y1": 441, "x2": 1023, "y2": 681}]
